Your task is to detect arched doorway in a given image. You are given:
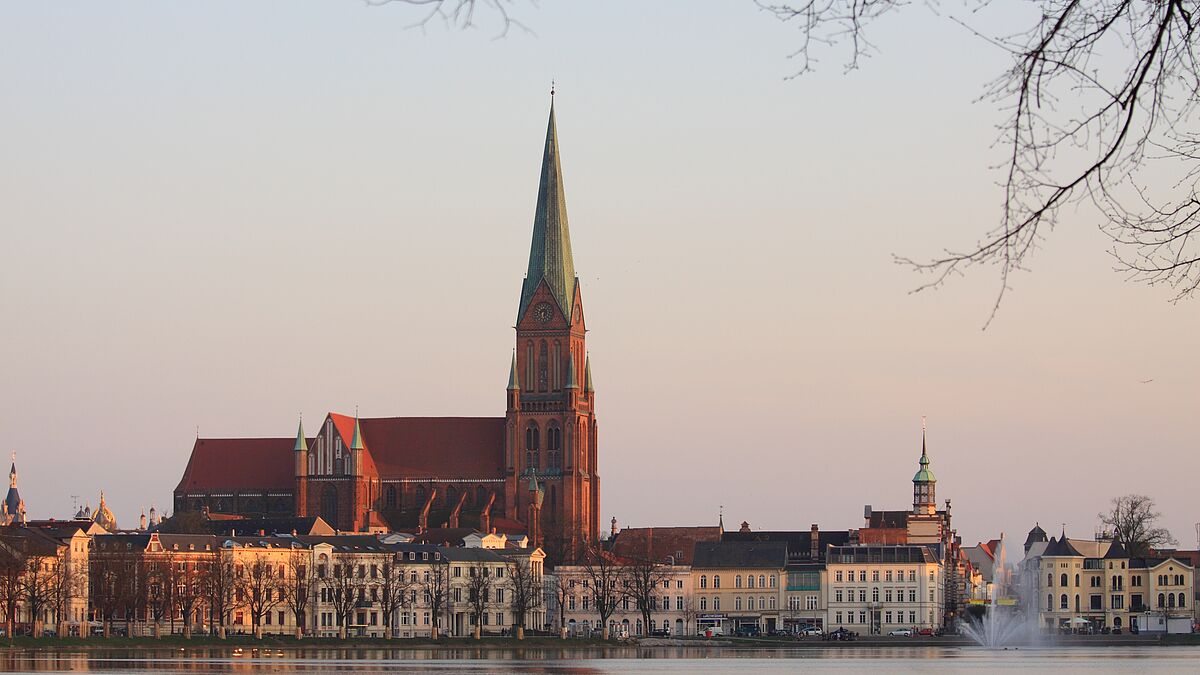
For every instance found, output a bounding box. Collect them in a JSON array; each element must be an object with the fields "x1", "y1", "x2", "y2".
[{"x1": 321, "y1": 485, "x2": 338, "y2": 526}]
